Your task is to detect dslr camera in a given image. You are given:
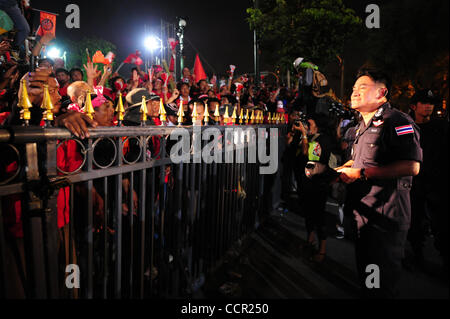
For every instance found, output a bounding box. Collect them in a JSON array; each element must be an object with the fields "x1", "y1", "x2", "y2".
[{"x1": 294, "y1": 112, "x2": 308, "y2": 128}]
